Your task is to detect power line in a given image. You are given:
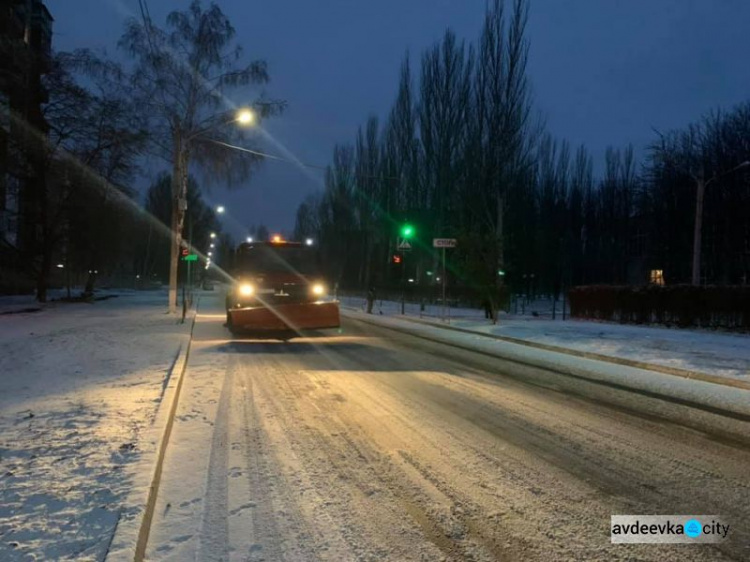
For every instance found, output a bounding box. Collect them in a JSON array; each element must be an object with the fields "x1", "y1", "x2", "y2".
[{"x1": 137, "y1": 0, "x2": 158, "y2": 62}]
